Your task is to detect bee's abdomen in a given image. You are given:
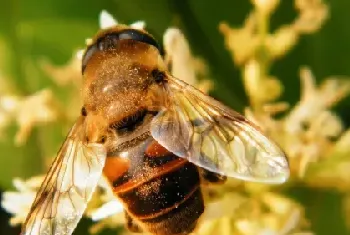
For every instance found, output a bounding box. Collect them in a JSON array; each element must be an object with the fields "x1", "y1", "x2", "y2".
[
  {"x1": 141, "y1": 183, "x2": 203, "y2": 235},
  {"x1": 110, "y1": 141, "x2": 204, "y2": 235}
]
